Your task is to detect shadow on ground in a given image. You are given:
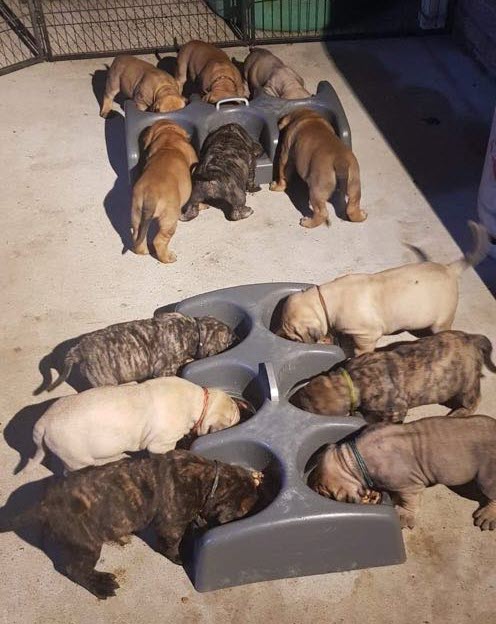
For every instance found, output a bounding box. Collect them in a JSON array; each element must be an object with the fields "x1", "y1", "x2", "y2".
[{"x1": 325, "y1": 36, "x2": 496, "y2": 294}]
